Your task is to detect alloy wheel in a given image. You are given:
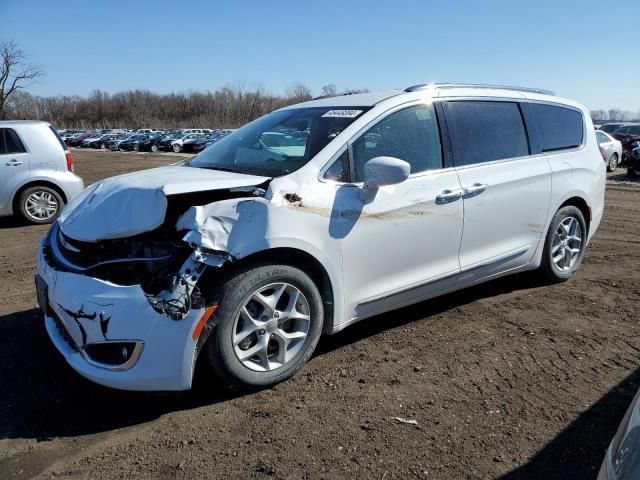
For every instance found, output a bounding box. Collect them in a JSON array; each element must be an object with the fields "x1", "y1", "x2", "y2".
[
  {"x1": 551, "y1": 216, "x2": 582, "y2": 272},
  {"x1": 232, "y1": 282, "x2": 311, "y2": 372},
  {"x1": 24, "y1": 191, "x2": 58, "y2": 221}
]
